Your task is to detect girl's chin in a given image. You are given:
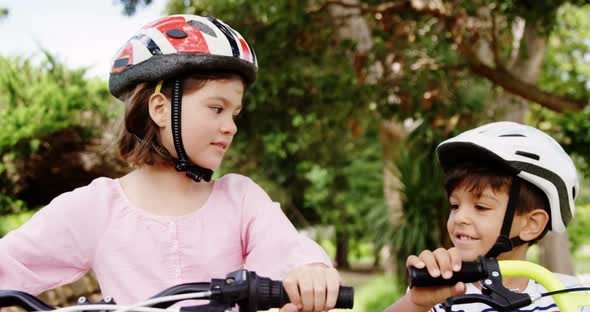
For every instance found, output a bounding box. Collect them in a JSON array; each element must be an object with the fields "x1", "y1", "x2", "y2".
[{"x1": 190, "y1": 157, "x2": 222, "y2": 170}]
